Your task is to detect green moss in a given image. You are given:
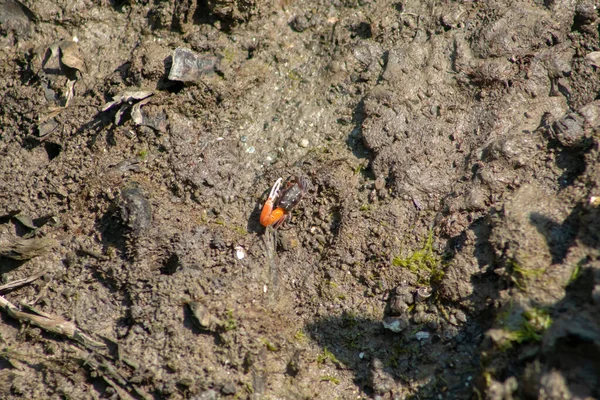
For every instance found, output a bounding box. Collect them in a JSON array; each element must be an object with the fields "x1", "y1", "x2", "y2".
[
  {"x1": 507, "y1": 259, "x2": 545, "y2": 290},
  {"x1": 353, "y1": 163, "x2": 365, "y2": 175},
  {"x1": 222, "y1": 47, "x2": 236, "y2": 64},
  {"x1": 287, "y1": 70, "x2": 303, "y2": 81},
  {"x1": 392, "y1": 231, "x2": 444, "y2": 285},
  {"x1": 317, "y1": 348, "x2": 340, "y2": 366},
  {"x1": 502, "y1": 308, "x2": 552, "y2": 349},
  {"x1": 294, "y1": 330, "x2": 307, "y2": 342},
  {"x1": 232, "y1": 225, "x2": 249, "y2": 235},
  {"x1": 319, "y1": 375, "x2": 340, "y2": 384},
  {"x1": 260, "y1": 338, "x2": 279, "y2": 352},
  {"x1": 568, "y1": 259, "x2": 584, "y2": 284},
  {"x1": 224, "y1": 309, "x2": 237, "y2": 331}
]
